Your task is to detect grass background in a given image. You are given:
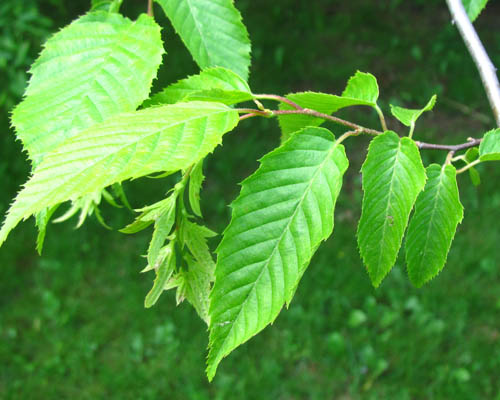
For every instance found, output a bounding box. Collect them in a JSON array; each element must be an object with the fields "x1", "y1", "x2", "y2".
[{"x1": 1, "y1": 0, "x2": 500, "y2": 398}]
